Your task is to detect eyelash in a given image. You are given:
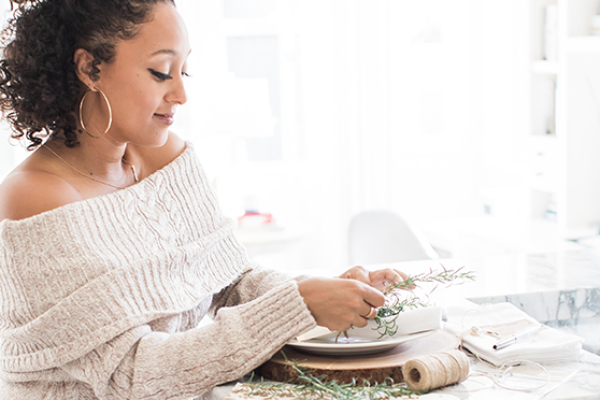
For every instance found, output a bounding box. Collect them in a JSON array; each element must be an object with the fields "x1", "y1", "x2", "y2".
[{"x1": 148, "y1": 69, "x2": 191, "y2": 81}]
